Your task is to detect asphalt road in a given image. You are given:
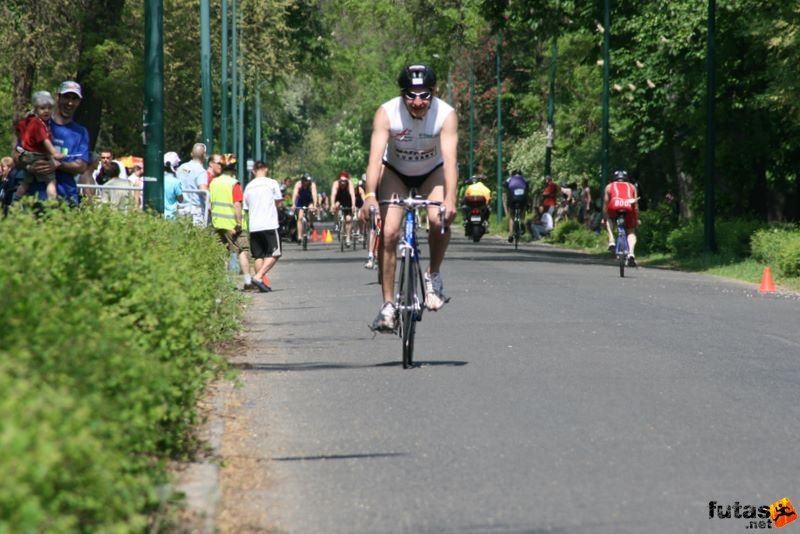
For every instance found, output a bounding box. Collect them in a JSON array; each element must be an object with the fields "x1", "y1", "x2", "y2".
[{"x1": 221, "y1": 230, "x2": 800, "y2": 534}]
